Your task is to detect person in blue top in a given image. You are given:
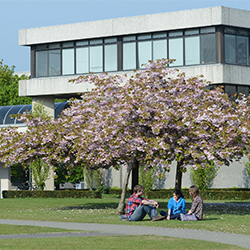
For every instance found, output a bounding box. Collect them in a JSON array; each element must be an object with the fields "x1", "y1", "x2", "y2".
[{"x1": 160, "y1": 188, "x2": 186, "y2": 220}]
